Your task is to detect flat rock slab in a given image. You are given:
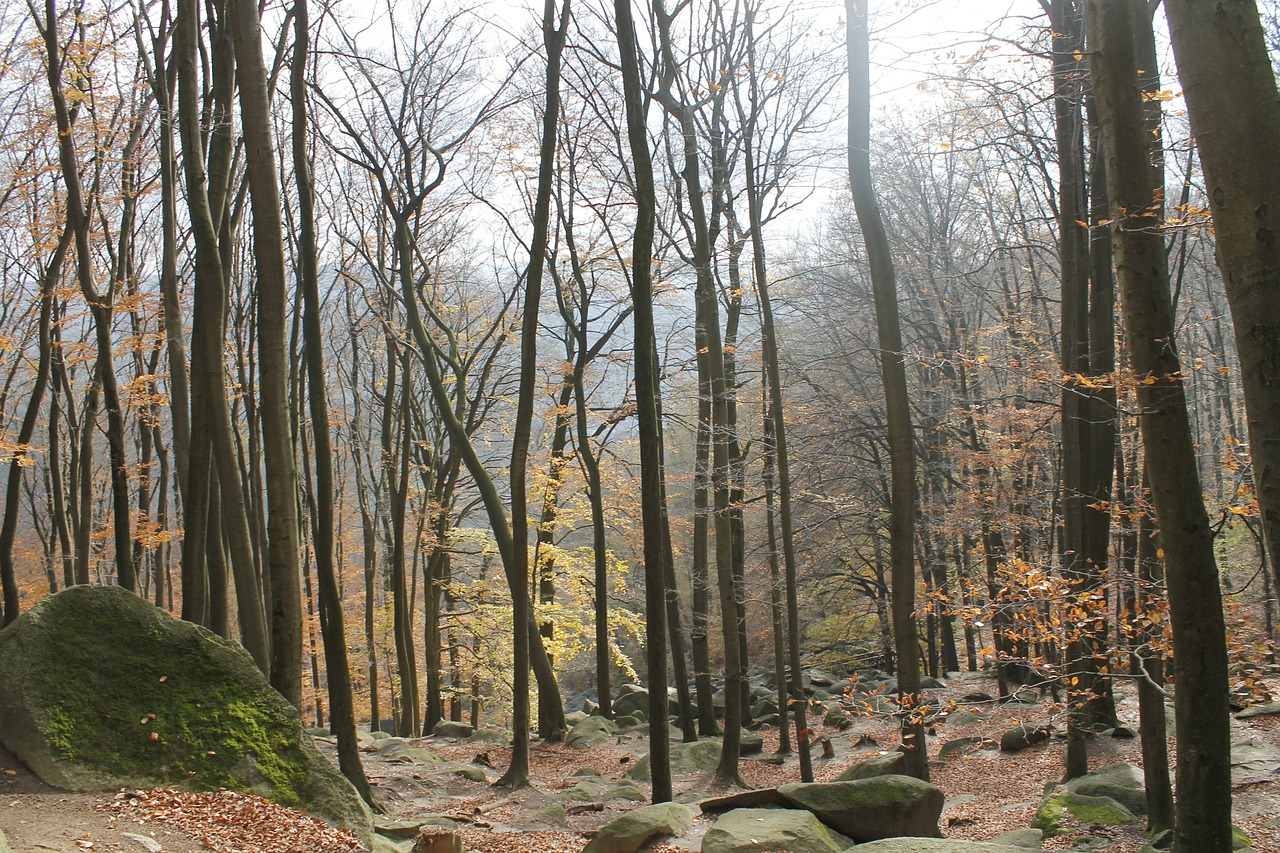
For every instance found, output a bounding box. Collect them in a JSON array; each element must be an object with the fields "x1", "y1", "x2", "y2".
[
  {"x1": 1231, "y1": 738, "x2": 1280, "y2": 786},
  {"x1": 850, "y1": 841, "x2": 1040, "y2": 853},
  {"x1": 701, "y1": 808, "x2": 854, "y2": 853}
]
